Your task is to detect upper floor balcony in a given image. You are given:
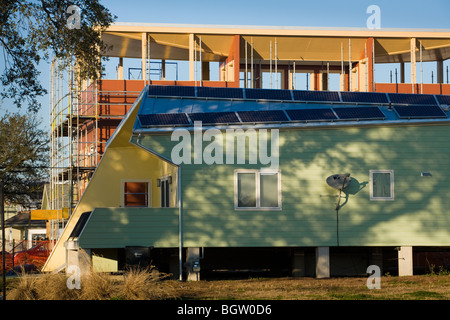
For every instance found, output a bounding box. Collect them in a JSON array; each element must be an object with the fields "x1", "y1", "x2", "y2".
[{"x1": 93, "y1": 23, "x2": 450, "y2": 95}]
